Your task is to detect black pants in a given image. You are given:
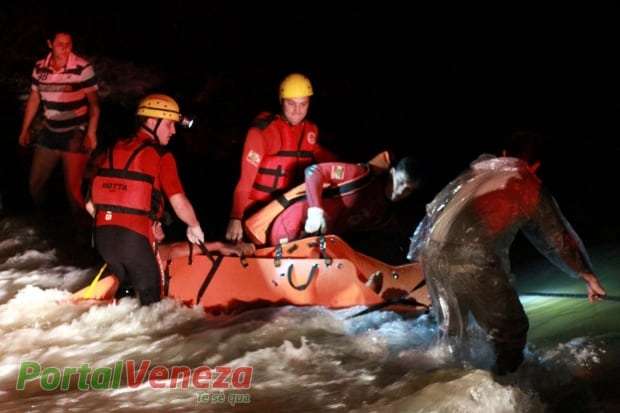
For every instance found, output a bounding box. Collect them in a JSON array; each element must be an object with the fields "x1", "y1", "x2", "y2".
[
  {"x1": 423, "y1": 243, "x2": 529, "y2": 375},
  {"x1": 95, "y1": 226, "x2": 161, "y2": 305}
]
